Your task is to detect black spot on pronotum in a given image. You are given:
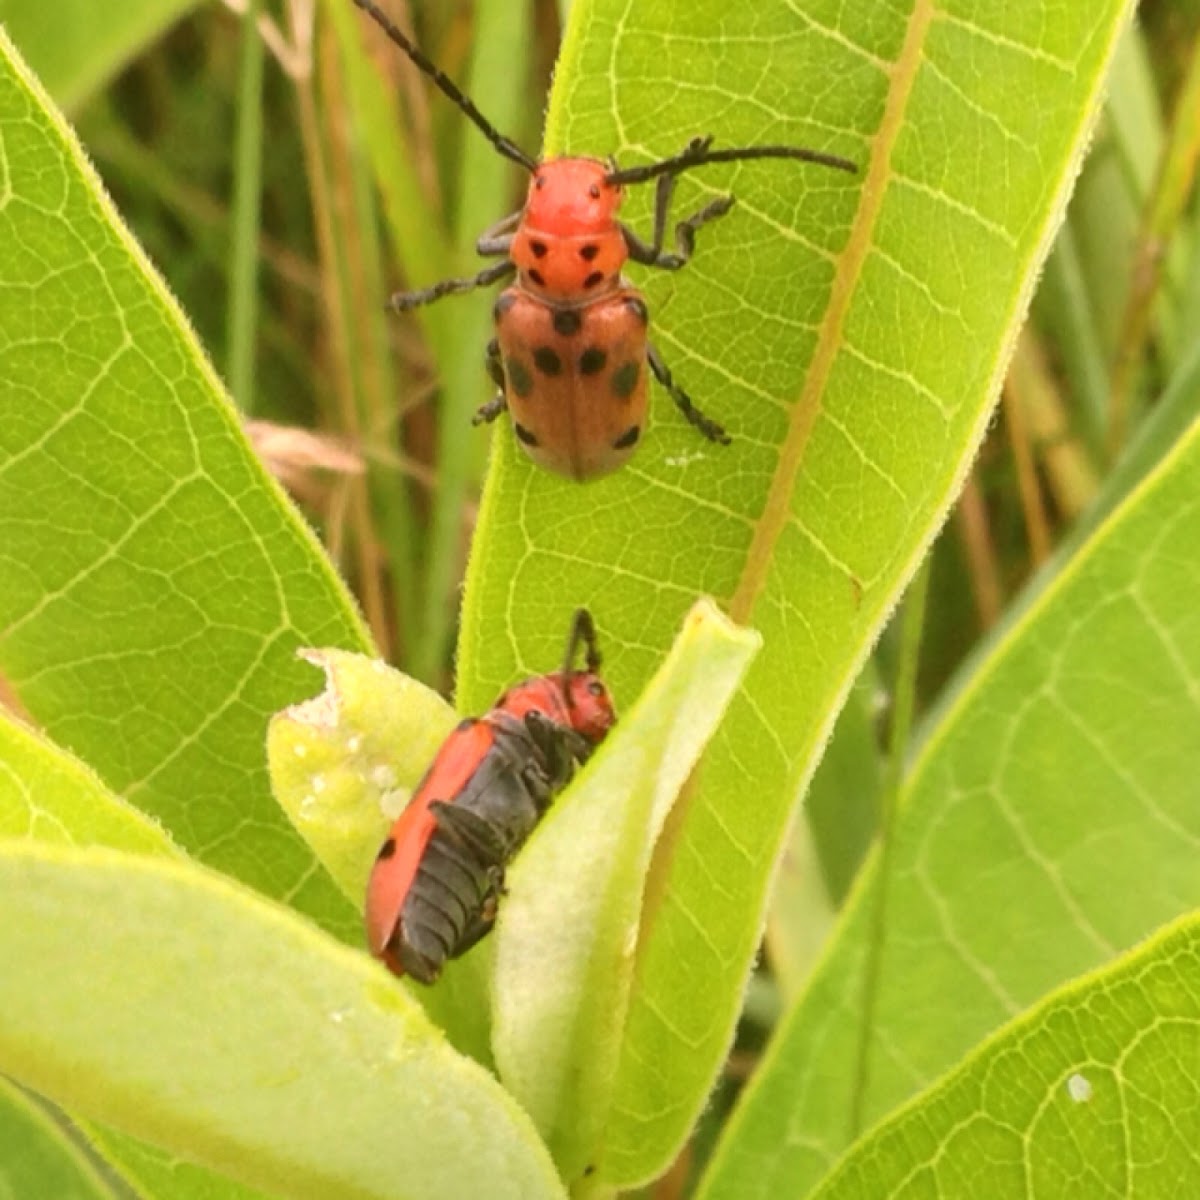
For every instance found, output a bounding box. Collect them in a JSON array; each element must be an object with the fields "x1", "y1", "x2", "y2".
[
  {"x1": 514, "y1": 422, "x2": 540, "y2": 447},
  {"x1": 456, "y1": 718, "x2": 475, "y2": 732},
  {"x1": 623, "y1": 295, "x2": 649, "y2": 324},
  {"x1": 583, "y1": 271, "x2": 604, "y2": 289},
  {"x1": 579, "y1": 348, "x2": 607, "y2": 375},
  {"x1": 613, "y1": 425, "x2": 641, "y2": 449},
  {"x1": 506, "y1": 358, "x2": 534, "y2": 398},
  {"x1": 493, "y1": 292, "x2": 517, "y2": 320},
  {"x1": 376, "y1": 838, "x2": 397, "y2": 862},
  {"x1": 580, "y1": 243, "x2": 600, "y2": 261},
  {"x1": 611, "y1": 361, "x2": 640, "y2": 399},
  {"x1": 530, "y1": 240, "x2": 548, "y2": 258},
  {"x1": 533, "y1": 346, "x2": 563, "y2": 376},
  {"x1": 529, "y1": 268, "x2": 546, "y2": 287},
  {"x1": 553, "y1": 309, "x2": 583, "y2": 336}
]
